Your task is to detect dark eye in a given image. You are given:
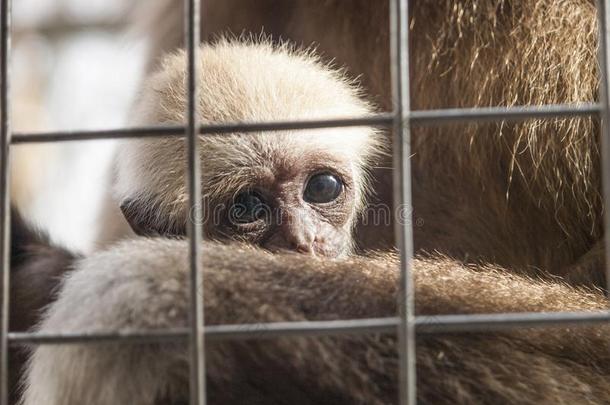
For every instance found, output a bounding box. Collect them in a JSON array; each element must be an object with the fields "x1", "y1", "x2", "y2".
[
  {"x1": 230, "y1": 191, "x2": 269, "y2": 224},
  {"x1": 304, "y1": 173, "x2": 343, "y2": 204}
]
